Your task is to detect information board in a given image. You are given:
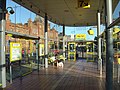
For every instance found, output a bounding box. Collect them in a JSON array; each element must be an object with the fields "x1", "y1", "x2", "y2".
[{"x1": 10, "y1": 42, "x2": 22, "y2": 62}]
